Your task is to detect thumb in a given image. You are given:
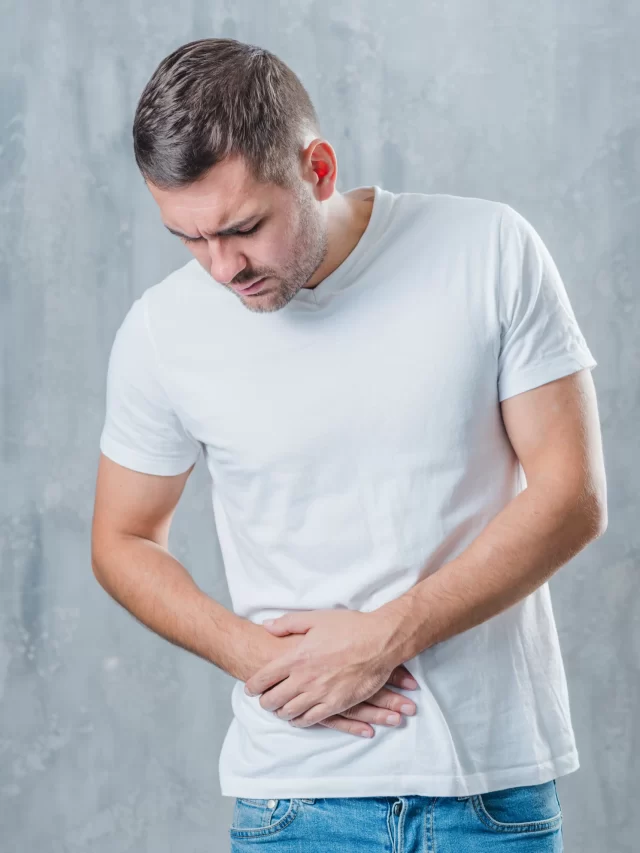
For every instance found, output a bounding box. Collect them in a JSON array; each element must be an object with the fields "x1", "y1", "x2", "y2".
[{"x1": 261, "y1": 612, "x2": 314, "y2": 635}]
